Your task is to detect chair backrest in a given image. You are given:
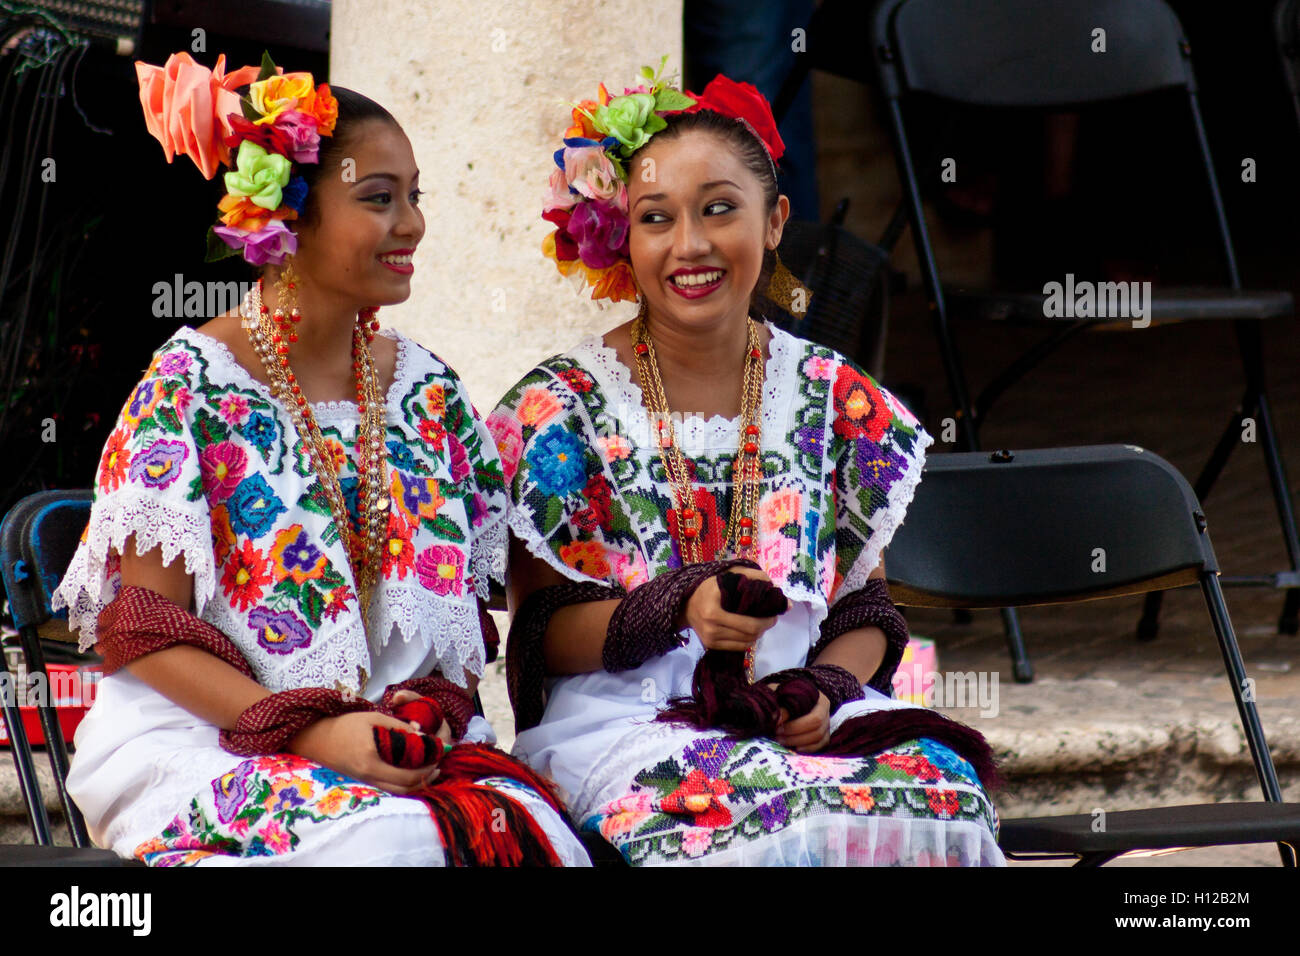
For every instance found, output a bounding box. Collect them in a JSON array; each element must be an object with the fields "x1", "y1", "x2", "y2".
[
  {"x1": 1274, "y1": 0, "x2": 1300, "y2": 124},
  {"x1": 0, "y1": 490, "x2": 93, "y2": 631},
  {"x1": 871, "y1": 0, "x2": 1195, "y2": 107},
  {"x1": 885, "y1": 445, "x2": 1215, "y2": 608}
]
